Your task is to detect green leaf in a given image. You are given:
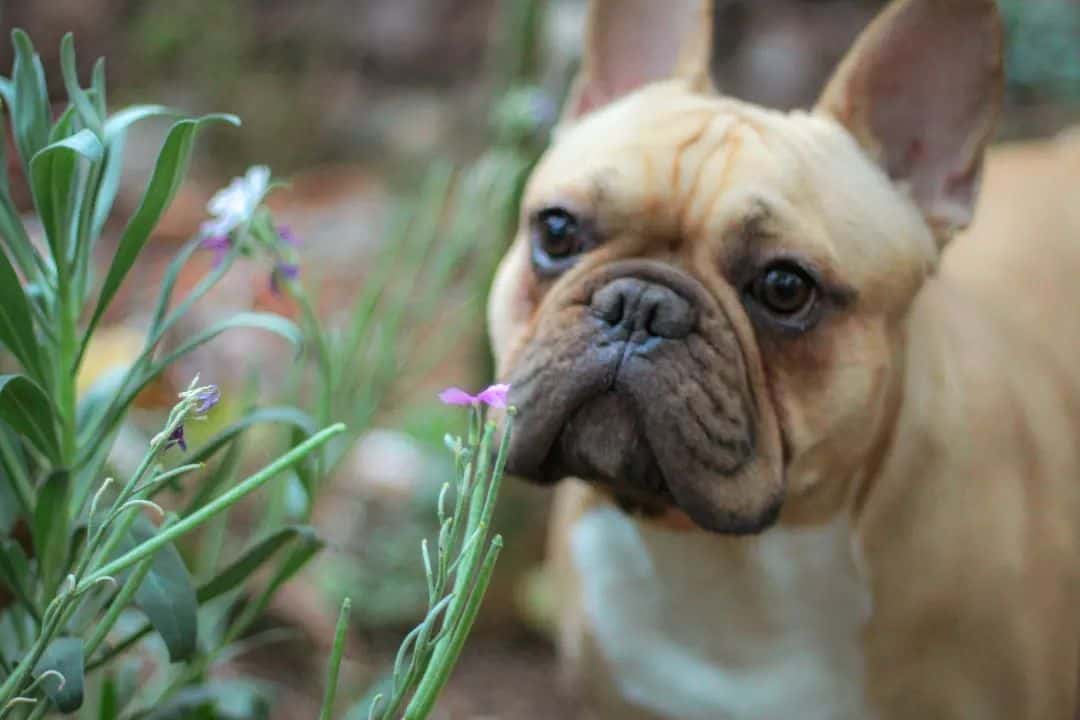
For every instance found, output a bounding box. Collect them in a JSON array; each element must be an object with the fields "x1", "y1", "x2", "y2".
[
  {"x1": 0, "y1": 538, "x2": 36, "y2": 619},
  {"x1": 197, "y1": 525, "x2": 319, "y2": 603},
  {"x1": 98, "y1": 659, "x2": 139, "y2": 719},
  {"x1": 9, "y1": 30, "x2": 51, "y2": 171},
  {"x1": 60, "y1": 34, "x2": 103, "y2": 138},
  {"x1": 32, "y1": 469, "x2": 71, "y2": 596},
  {"x1": 0, "y1": 245, "x2": 44, "y2": 380},
  {"x1": 103, "y1": 105, "x2": 179, "y2": 139},
  {"x1": 90, "y1": 139, "x2": 126, "y2": 241},
  {"x1": 33, "y1": 636, "x2": 85, "y2": 713},
  {"x1": 117, "y1": 515, "x2": 199, "y2": 663},
  {"x1": 91, "y1": 57, "x2": 107, "y2": 118},
  {"x1": 98, "y1": 675, "x2": 118, "y2": 720},
  {"x1": 0, "y1": 374, "x2": 59, "y2": 461},
  {"x1": 84, "y1": 113, "x2": 240, "y2": 343},
  {"x1": 89, "y1": 105, "x2": 182, "y2": 239},
  {"x1": 29, "y1": 129, "x2": 104, "y2": 264},
  {"x1": 320, "y1": 598, "x2": 352, "y2": 720},
  {"x1": 245, "y1": 532, "x2": 325, "y2": 621},
  {"x1": 0, "y1": 477, "x2": 15, "y2": 534}
]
